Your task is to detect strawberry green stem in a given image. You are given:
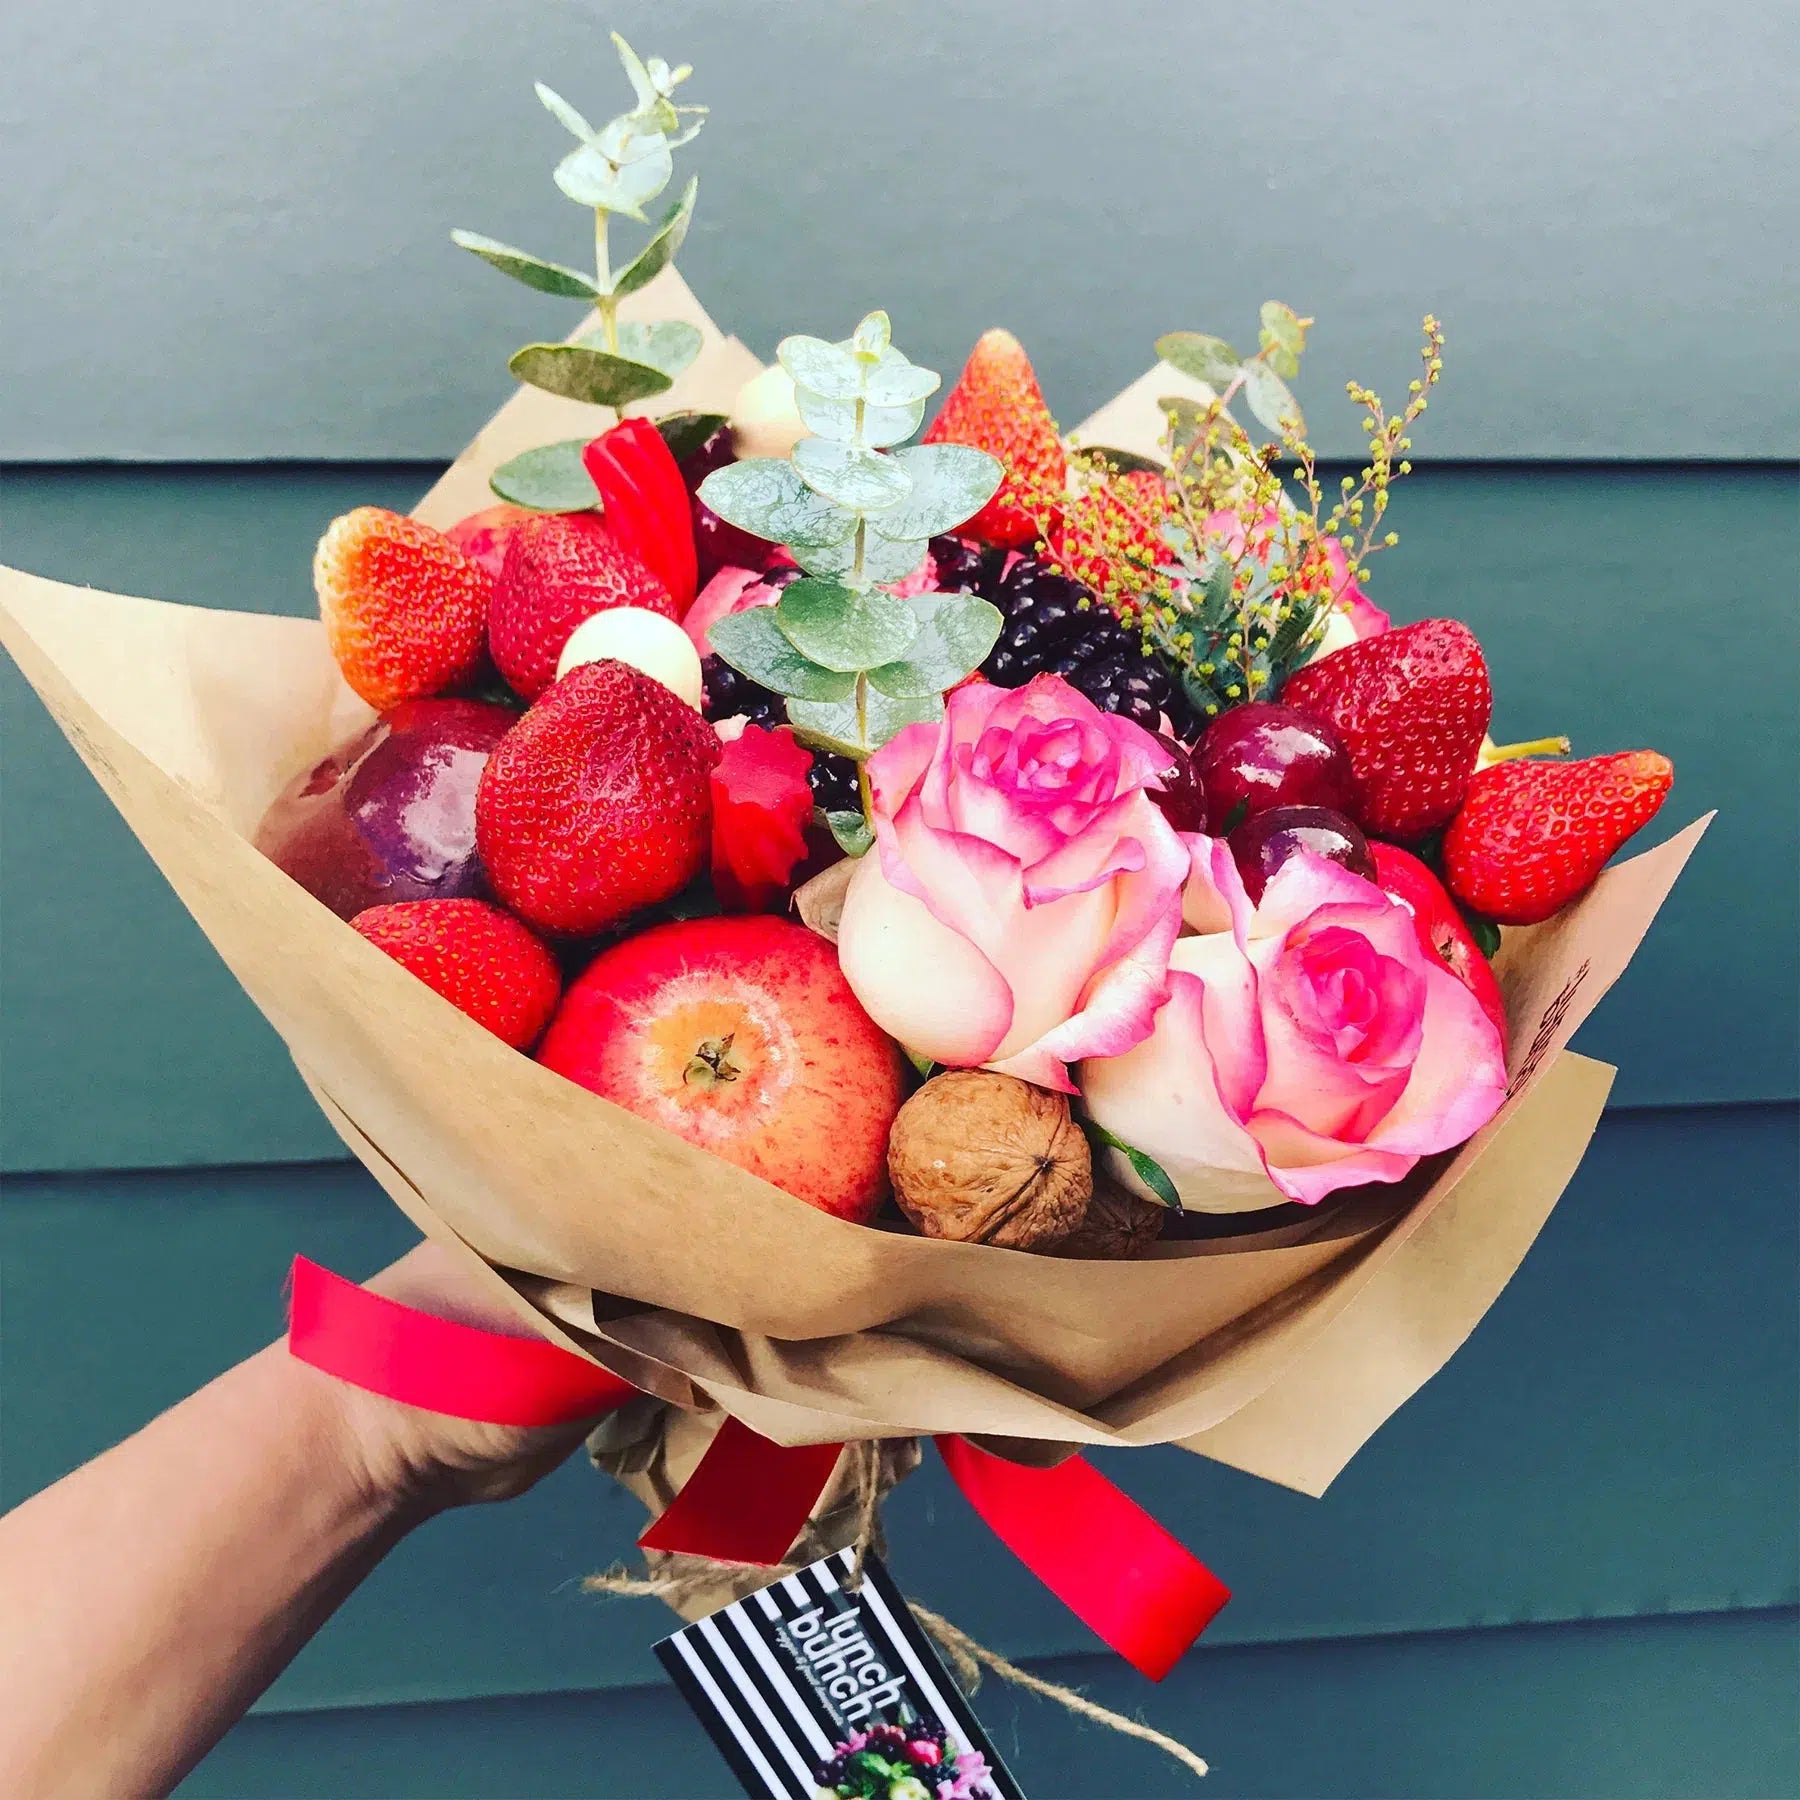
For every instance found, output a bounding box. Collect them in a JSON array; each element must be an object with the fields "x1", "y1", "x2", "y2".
[{"x1": 1485, "y1": 735, "x2": 1570, "y2": 764}]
